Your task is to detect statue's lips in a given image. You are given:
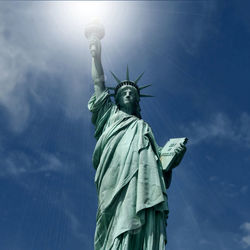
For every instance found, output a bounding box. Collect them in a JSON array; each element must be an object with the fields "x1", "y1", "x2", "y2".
[{"x1": 122, "y1": 99, "x2": 133, "y2": 104}]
